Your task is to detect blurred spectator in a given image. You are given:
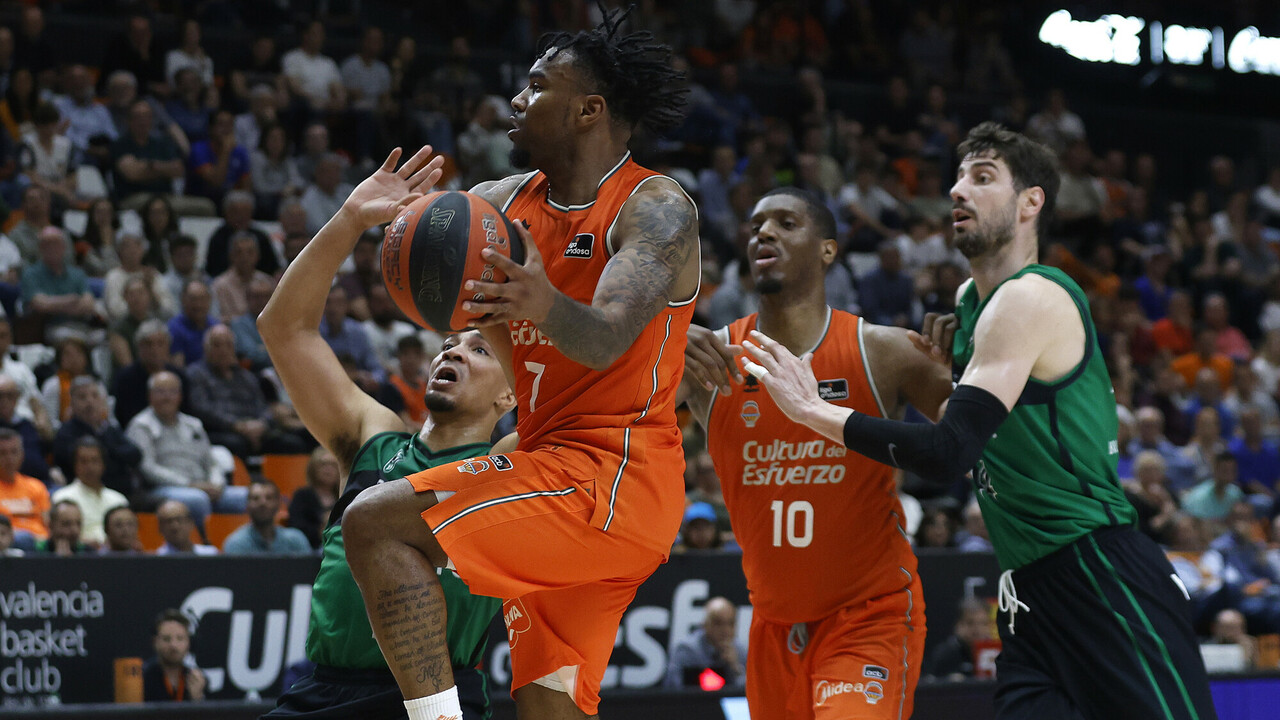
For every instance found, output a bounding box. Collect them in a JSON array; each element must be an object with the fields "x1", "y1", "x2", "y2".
[
  {"x1": 39, "y1": 333, "x2": 93, "y2": 422},
  {"x1": 104, "y1": 70, "x2": 189, "y2": 158},
  {"x1": 282, "y1": 21, "x2": 346, "y2": 120},
  {"x1": 955, "y1": 499, "x2": 993, "y2": 552},
  {"x1": 228, "y1": 36, "x2": 285, "y2": 114},
  {"x1": 0, "y1": 317, "x2": 50, "y2": 427},
  {"x1": 685, "y1": 449, "x2": 731, "y2": 536},
  {"x1": 211, "y1": 232, "x2": 272, "y2": 323},
  {"x1": 33, "y1": 499, "x2": 87, "y2": 555},
  {"x1": 708, "y1": 64, "x2": 760, "y2": 149},
  {"x1": 153, "y1": 499, "x2": 218, "y2": 555},
  {"x1": 187, "y1": 109, "x2": 251, "y2": 207},
  {"x1": 51, "y1": 64, "x2": 117, "y2": 162},
  {"x1": 1183, "y1": 406, "x2": 1230, "y2": 483},
  {"x1": 361, "y1": 283, "x2": 419, "y2": 371},
  {"x1": 1254, "y1": 166, "x2": 1280, "y2": 228},
  {"x1": 899, "y1": 8, "x2": 953, "y2": 87},
  {"x1": 0, "y1": 512, "x2": 18, "y2": 555},
  {"x1": 1226, "y1": 364, "x2": 1280, "y2": 439},
  {"x1": 101, "y1": 12, "x2": 166, "y2": 98},
  {"x1": 185, "y1": 325, "x2": 308, "y2": 458},
  {"x1": 13, "y1": 6, "x2": 55, "y2": 87},
  {"x1": 1152, "y1": 290, "x2": 1195, "y2": 357},
  {"x1": 1054, "y1": 140, "x2": 1105, "y2": 253},
  {"x1": 141, "y1": 195, "x2": 180, "y2": 272},
  {"x1": 1230, "y1": 407, "x2": 1280, "y2": 498},
  {"x1": 1203, "y1": 293, "x2": 1252, "y2": 362},
  {"x1": 100, "y1": 505, "x2": 142, "y2": 554},
  {"x1": 293, "y1": 122, "x2": 331, "y2": 186},
  {"x1": 859, "y1": 241, "x2": 918, "y2": 328},
  {"x1": 335, "y1": 231, "x2": 380, "y2": 321},
  {"x1": 75, "y1": 198, "x2": 121, "y2": 279},
  {"x1": 696, "y1": 146, "x2": 740, "y2": 251},
  {"x1": 673, "y1": 501, "x2": 723, "y2": 553},
  {"x1": 378, "y1": 335, "x2": 428, "y2": 428},
  {"x1": 300, "y1": 153, "x2": 354, "y2": 234},
  {"x1": 895, "y1": 215, "x2": 952, "y2": 278},
  {"x1": 319, "y1": 284, "x2": 383, "y2": 392},
  {"x1": 1134, "y1": 246, "x2": 1175, "y2": 321},
  {"x1": 142, "y1": 609, "x2": 207, "y2": 701},
  {"x1": 250, "y1": 123, "x2": 302, "y2": 219},
  {"x1": 111, "y1": 100, "x2": 191, "y2": 213},
  {"x1": 1205, "y1": 608, "x2": 1258, "y2": 669},
  {"x1": 915, "y1": 506, "x2": 957, "y2": 548},
  {"x1": 51, "y1": 377, "x2": 140, "y2": 497},
  {"x1": 429, "y1": 36, "x2": 483, "y2": 130},
  {"x1": 1125, "y1": 451, "x2": 1179, "y2": 545},
  {"x1": 1166, "y1": 513, "x2": 1230, "y2": 630},
  {"x1": 922, "y1": 598, "x2": 994, "y2": 681},
  {"x1": 1205, "y1": 156, "x2": 1238, "y2": 215},
  {"x1": 235, "y1": 85, "x2": 278, "y2": 160},
  {"x1": 838, "y1": 164, "x2": 900, "y2": 252},
  {"x1": 288, "y1": 446, "x2": 339, "y2": 549},
  {"x1": 162, "y1": 237, "x2": 216, "y2": 319},
  {"x1": 50, "y1": 438, "x2": 126, "y2": 543},
  {"x1": 10, "y1": 184, "x2": 55, "y2": 265},
  {"x1": 1172, "y1": 326, "x2": 1234, "y2": 392},
  {"x1": 231, "y1": 275, "x2": 275, "y2": 372},
  {"x1": 104, "y1": 234, "x2": 176, "y2": 323},
  {"x1": 128, "y1": 371, "x2": 246, "y2": 523},
  {"x1": 907, "y1": 162, "x2": 953, "y2": 227},
  {"x1": 223, "y1": 481, "x2": 311, "y2": 555},
  {"x1": 1184, "y1": 368, "x2": 1237, "y2": 441},
  {"x1": 0, "y1": 375, "x2": 50, "y2": 484},
  {"x1": 664, "y1": 597, "x2": 746, "y2": 689},
  {"x1": 1204, "y1": 501, "x2": 1280, "y2": 632},
  {"x1": 164, "y1": 68, "x2": 217, "y2": 146},
  {"x1": 1182, "y1": 452, "x2": 1245, "y2": 525},
  {"x1": 1252, "y1": 329, "x2": 1280, "y2": 399},
  {"x1": 168, "y1": 279, "x2": 215, "y2": 366},
  {"x1": 112, "y1": 320, "x2": 188, "y2": 429},
  {"x1": 19, "y1": 102, "x2": 76, "y2": 210},
  {"x1": 1026, "y1": 88, "x2": 1085, "y2": 156},
  {"x1": 457, "y1": 96, "x2": 516, "y2": 189},
  {"x1": 21, "y1": 227, "x2": 101, "y2": 344},
  {"x1": 340, "y1": 26, "x2": 392, "y2": 166},
  {"x1": 1, "y1": 68, "x2": 39, "y2": 144},
  {"x1": 108, "y1": 275, "x2": 156, "y2": 369},
  {"x1": 165, "y1": 19, "x2": 214, "y2": 87},
  {"x1": 0, "y1": 426, "x2": 49, "y2": 547}
]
